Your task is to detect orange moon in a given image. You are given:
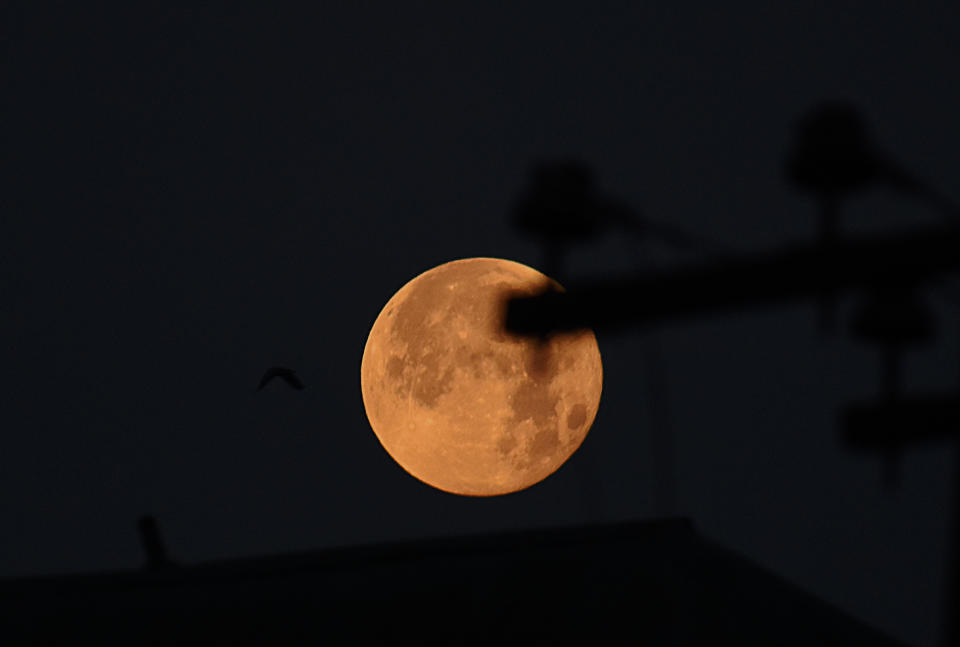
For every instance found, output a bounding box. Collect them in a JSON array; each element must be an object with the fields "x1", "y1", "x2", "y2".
[{"x1": 360, "y1": 258, "x2": 602, "y2": 496}]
